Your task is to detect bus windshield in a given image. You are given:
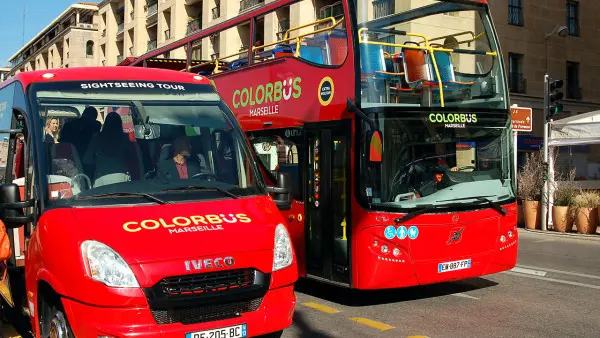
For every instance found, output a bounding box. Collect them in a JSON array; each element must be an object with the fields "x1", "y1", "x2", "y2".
[
  {"x1": 358, "y1": 110, "x2": 514, "y2": 210},
  {"x1": 33, "y1": 81, "x2": 264, "y2": 206},
  {"x1": 355, "y1": 0, "x2": 507, "y2": 110}
]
